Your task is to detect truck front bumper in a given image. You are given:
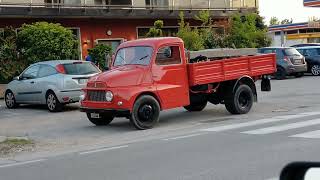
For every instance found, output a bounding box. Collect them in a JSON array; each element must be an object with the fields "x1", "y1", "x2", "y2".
[{"x1": 80, "y1": 107, "x2": 130, "y2": 118}]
